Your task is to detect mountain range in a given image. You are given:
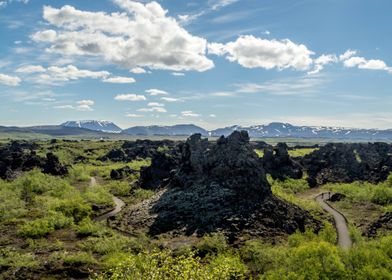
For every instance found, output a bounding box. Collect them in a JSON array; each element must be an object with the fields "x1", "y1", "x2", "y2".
[{"x1": 1, "y1": 120, "x2": 392, "y2": 141}]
